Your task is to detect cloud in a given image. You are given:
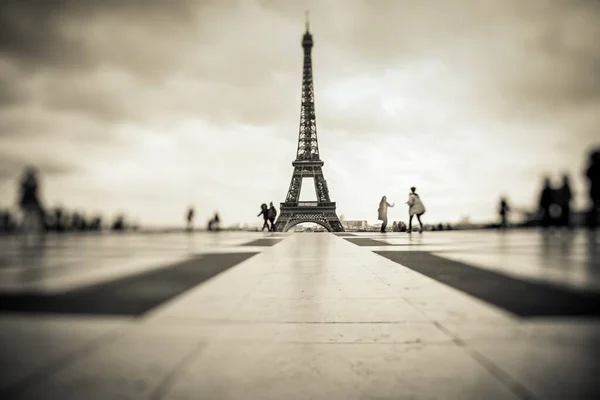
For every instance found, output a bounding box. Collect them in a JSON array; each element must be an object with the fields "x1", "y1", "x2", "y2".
[{"x1": 3, "y1": 0, "x2": 599, "y2": 127}]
